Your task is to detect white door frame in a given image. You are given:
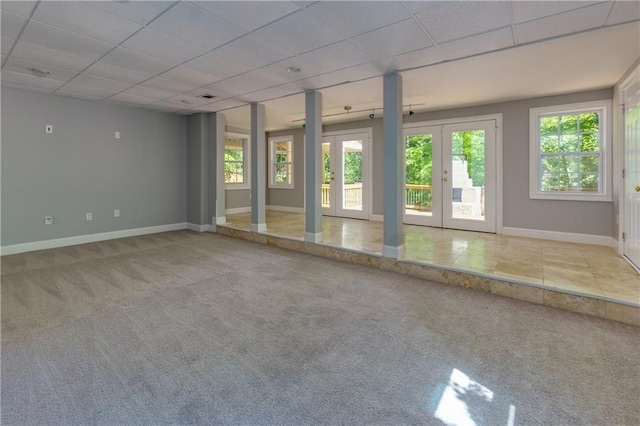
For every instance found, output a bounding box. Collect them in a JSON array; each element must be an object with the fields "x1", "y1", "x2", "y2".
[
  {"x1": 321, "y1": 128, "x2": 373, "y2": 220},
  {"x1": 617, "y1": 63, "x2": 640, "y2": 269},
  {"x1": 404, "y1": 114, "x2": 504, "y2": 233}
]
